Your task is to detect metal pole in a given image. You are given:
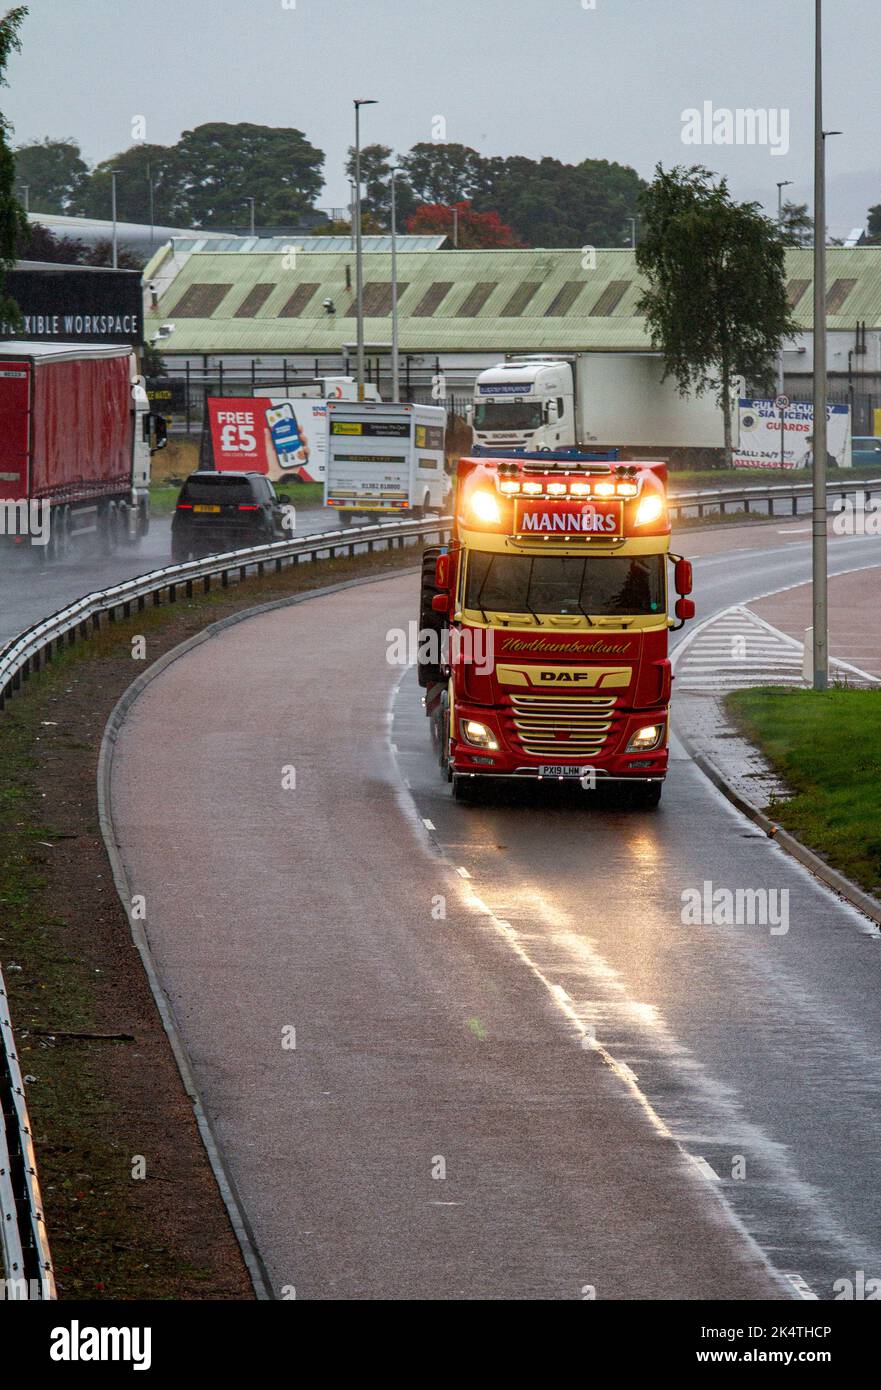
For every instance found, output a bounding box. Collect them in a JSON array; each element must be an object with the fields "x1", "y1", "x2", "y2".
[
  {"x1": 777, "y1": 181, "x2": 792, "y2": 396},
  {"x1": 247, "y1": 197, "x2": 255, "y2": 237},
  {"x1": 349, "y1": 181, "x2": 355, "y2": 251},
  {"x1": 812, "y1": 0, "x2": 828, "y2": 690},
  {"x1": 390, "y1": 167, "x2": 399, "y2": 403},
  {"x1": 354, "y1": 99, "x2": 377, "y2": 402},
  {"x1": 147, "y1": 162, "x2": 154, "y2": 253},
  {"x1": 20, "y1": 184, "x2": 28, "y2": 212},
  {"x1": 452, "y1": 205, "x2": 458, "y2": 248},
  {"x1": 111, "y1": 171, "x2": 118, "y2": 268}
]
